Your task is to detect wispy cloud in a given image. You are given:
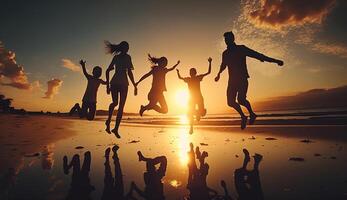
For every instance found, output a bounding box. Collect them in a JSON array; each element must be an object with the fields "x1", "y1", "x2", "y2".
[
  {"x1": 0, "y1": 41, "x2": 33, "y2": 89},
  {"x1": 43, "y1": 78, "x2": 63, "y2": 99},
  {"x1": 235, "y1": 0, "x2": 347, "y2": 60},
  {"x1": 61, "y1": 58, "x2": 80, "y2": 72}
]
